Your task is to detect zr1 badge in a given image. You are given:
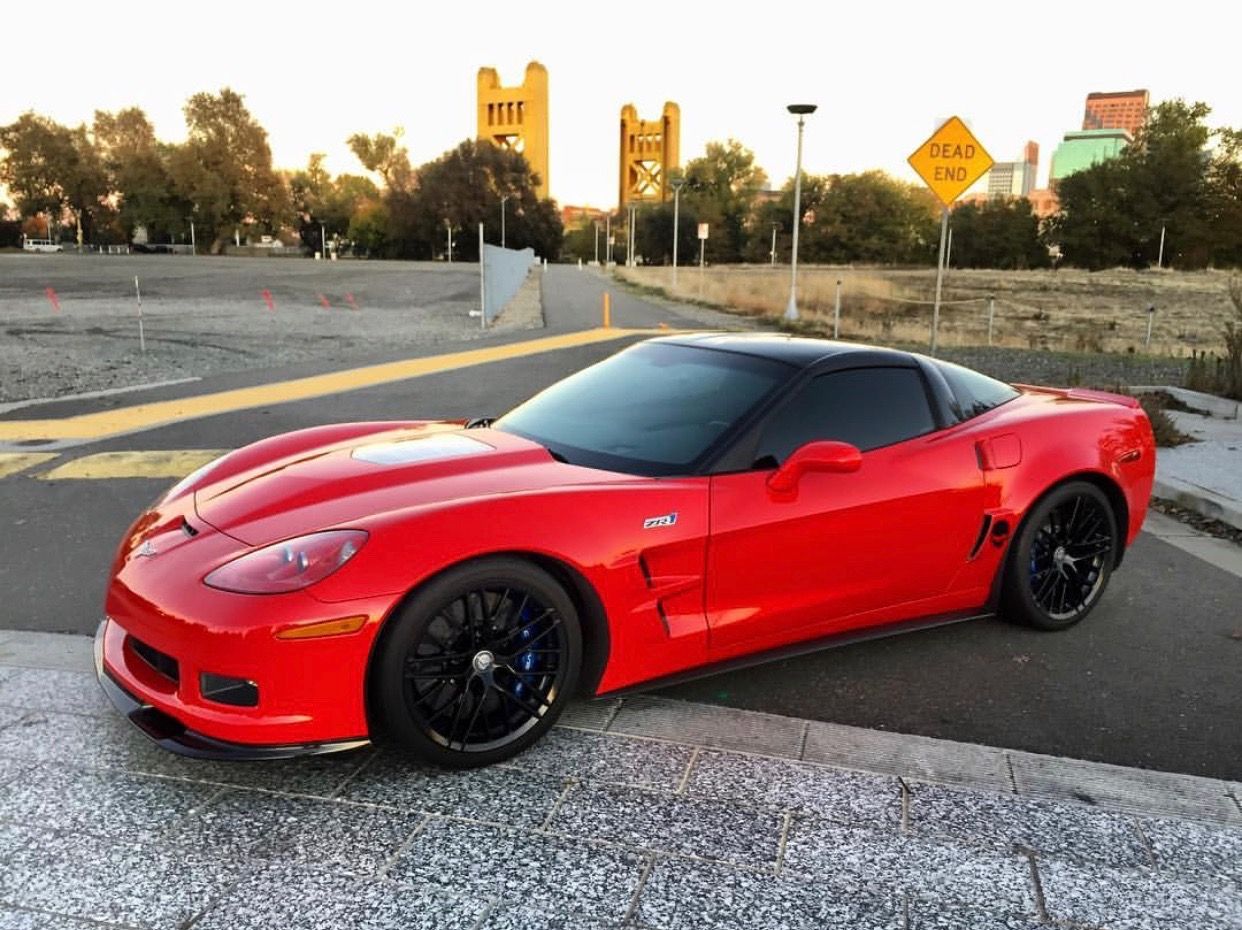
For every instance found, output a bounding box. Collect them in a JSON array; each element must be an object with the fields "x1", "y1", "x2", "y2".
[{"x1": 642, "y1": 512, "x2": 678, "y2": 529}]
